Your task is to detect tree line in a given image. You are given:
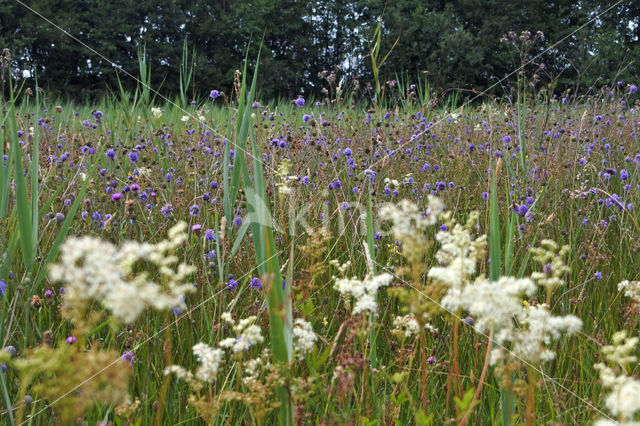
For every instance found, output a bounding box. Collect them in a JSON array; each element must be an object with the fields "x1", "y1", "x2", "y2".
[{"x1": 0, "y1": 0, "x2": 638, "y2": 103}]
